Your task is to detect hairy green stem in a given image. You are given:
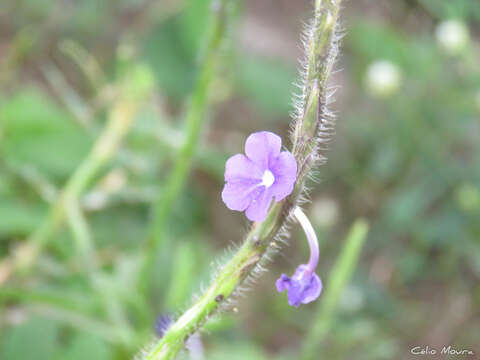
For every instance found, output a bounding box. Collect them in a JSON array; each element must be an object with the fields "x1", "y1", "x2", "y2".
[
  {"x1": 143, "y1": 203, "x2": 286, "y2": 360},
  {"x1": 300, "y1": 219, "x2": 369, "y2": 360},
  {"x1": 293, "y1": 0, "x2": 341, "y2": 167},
  {"x1": 139, "y1": 1, "x2": 344, "y2": 359},
  {"x1": 140, "y1": 0, "x2": 233, "y2": 293}
]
